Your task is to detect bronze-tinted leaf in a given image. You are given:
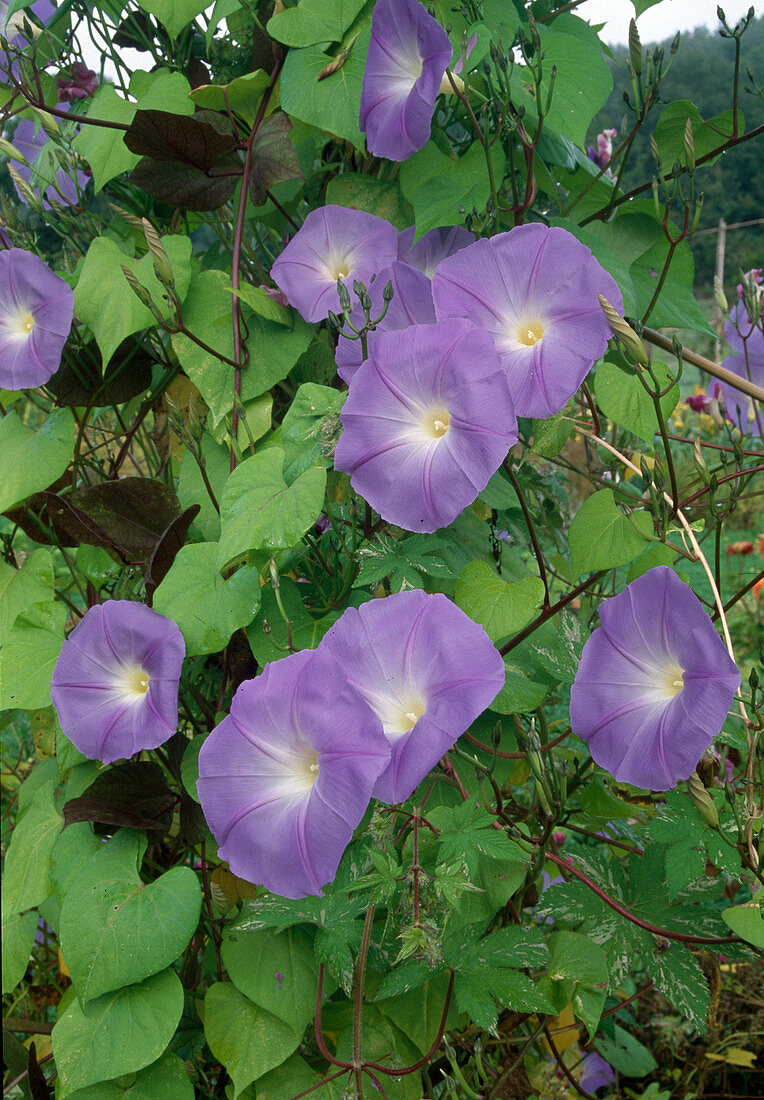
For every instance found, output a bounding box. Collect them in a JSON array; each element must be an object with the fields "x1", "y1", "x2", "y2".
[
  {"x1": 49, "y1": 478, "x2": 182, "y2": 560},
  {"x1": 48, "y1": 338, "x2": 153, "y2": 407},
  {"x1": 248, "y1": 111, "x2": 303, "y2": 205},
  {"x1": 130, "y1": 155, "x2": 240, "y2": 210},
  {"x1": 63, "y1": 762, "x2": 175, "y2": 831},
  {"x1": 124, "y1": 109, "x2": 238, "y2": 170},
  {"x1": 145, "y1": 504, "x2": 201, "y2": 604}
]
